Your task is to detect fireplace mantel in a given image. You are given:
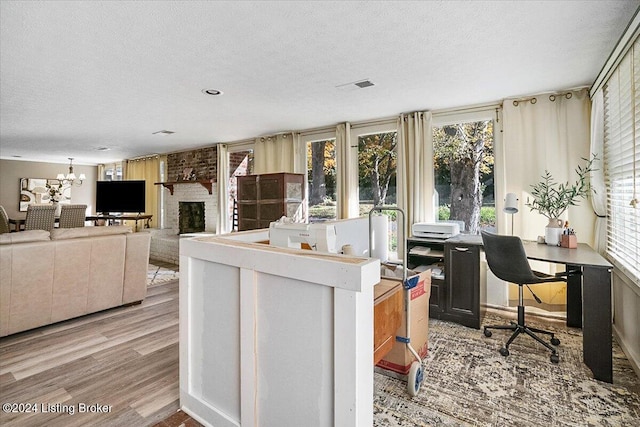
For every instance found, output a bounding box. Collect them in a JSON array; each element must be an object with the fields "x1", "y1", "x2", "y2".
[{"x1": 154, "y1": 179, "x2": 216, "y2": 195}]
